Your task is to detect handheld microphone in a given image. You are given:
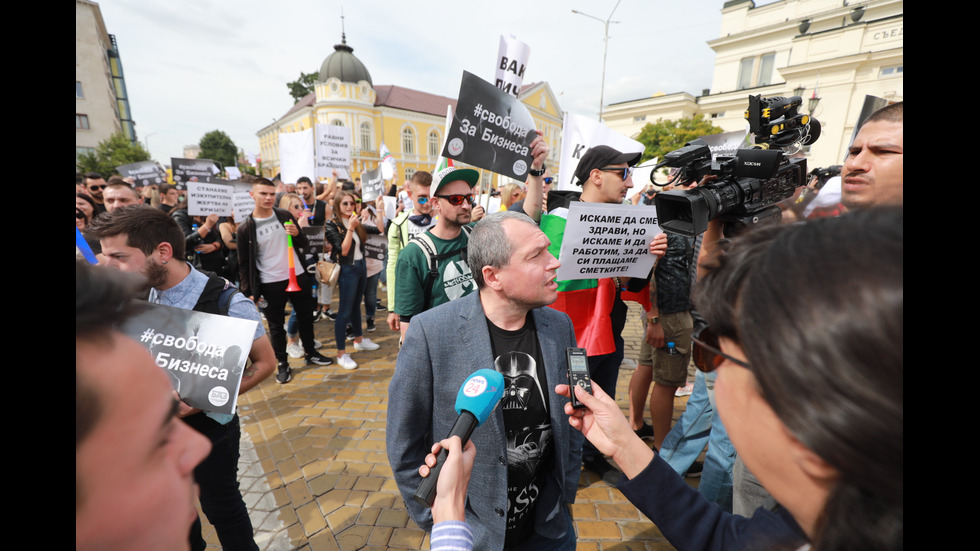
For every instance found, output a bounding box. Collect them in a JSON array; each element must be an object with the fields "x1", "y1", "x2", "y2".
[{"x1": 413, "y1": 369, "x2": 504, "y2": 508}]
